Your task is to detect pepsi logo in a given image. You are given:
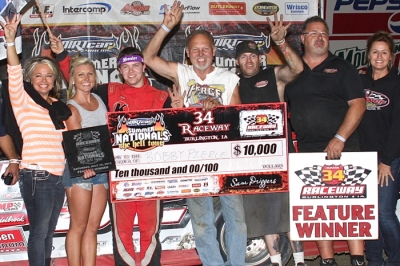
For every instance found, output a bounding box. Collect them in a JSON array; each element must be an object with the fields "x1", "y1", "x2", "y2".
[{"x1": 388, "y1": 12, "x2": 400, "y2": 33}]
